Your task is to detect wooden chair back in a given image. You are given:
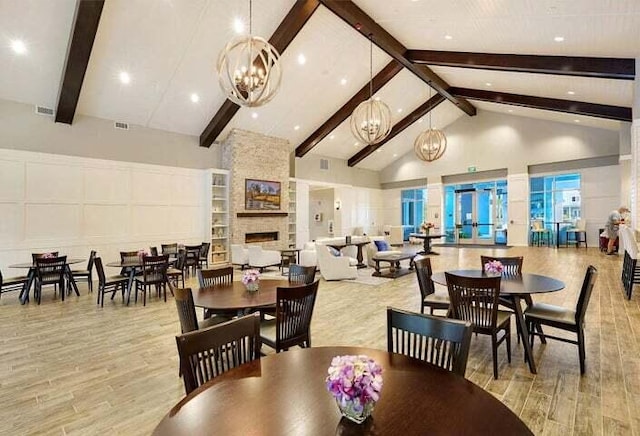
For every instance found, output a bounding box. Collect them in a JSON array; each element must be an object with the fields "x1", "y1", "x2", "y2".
[
  {"x1": 576, "y1": 265, "x2": 598, "y2": 325},
  {"x1": 35, "y1": 256, "x2": 67, "y2": 285},
  {"x1": 176, "y1": 314, "x2": 261, "y2": 395},
  {"x1": 161, "y1": 243, "x2": 178, "y2": 255},
  {"x1": 174, "y1": 250, "x2": 187, "y2": 271},
  {"x1": 173, "y1": 287, "x2": 199, "y2": 334},
  {"x1": 445, "y1": 272, "x2": 501, "y2": 332},
  {"x1": 480, "y1": 255, "x2": 523, "y2": 276},
  {"x1": 95, "y1": 257, "x2": 107, "y2": 287},
  {"x1": 150, "y1": 246, "x2": 159, "y2": 256},
  {"x1": 200, "y1": 242, "x2": 211, "y2": 258},
  {"x1": 274, "y1": 280, "x2": 319, "y2": 351},
  {"x1": 141, "y1": 255, "x2": 169, "y2": 285},
  {"x1": 198, "y1": 266, "x2": 233, "y2": 288},
  {"x1": 288, "y1": 264, "x2": 316, "y2": 285},
  {"x1": 86, "y1": 250, "x2": 97, "y2": 272},
  {"x1": 185, "y1": 245, "x2": 202, "y2": 266},
  {"x1": 31, "y1": 252, "x2": 59, "y2": 263},
  {"x1": 120, "y1": 251, "x2": 139, "y2": 264},
  {"x1": 414, "y1": 256, "x2": 436, "y2": 299},
  {"x1": 386, "y1": 307, "x2": 472, "y2": 377}
]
